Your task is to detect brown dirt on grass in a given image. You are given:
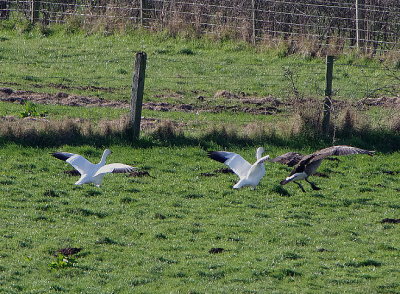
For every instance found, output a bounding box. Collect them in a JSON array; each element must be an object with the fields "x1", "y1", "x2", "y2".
[
  {"x1": 360, "y1": 96, "x2": 400, "y2": 107},
  {"x1": 381, "y1": 218, "x2": 400, "y2": 224},
  {"x1": 0, "y1": 88, "x2": 284, "y2": 115},
  {"x1": 209, "y1": 247, "x2": 225, "y2": 254},
  {"x1": 54, "y1": 247, "x2": 82, "y2": 257},
  {"x1": 0, "y1": 88, "x2": 128, "y2": 108},
  {"x1": 1, "y1": 88, "x2": 399, "y2": 119}
]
